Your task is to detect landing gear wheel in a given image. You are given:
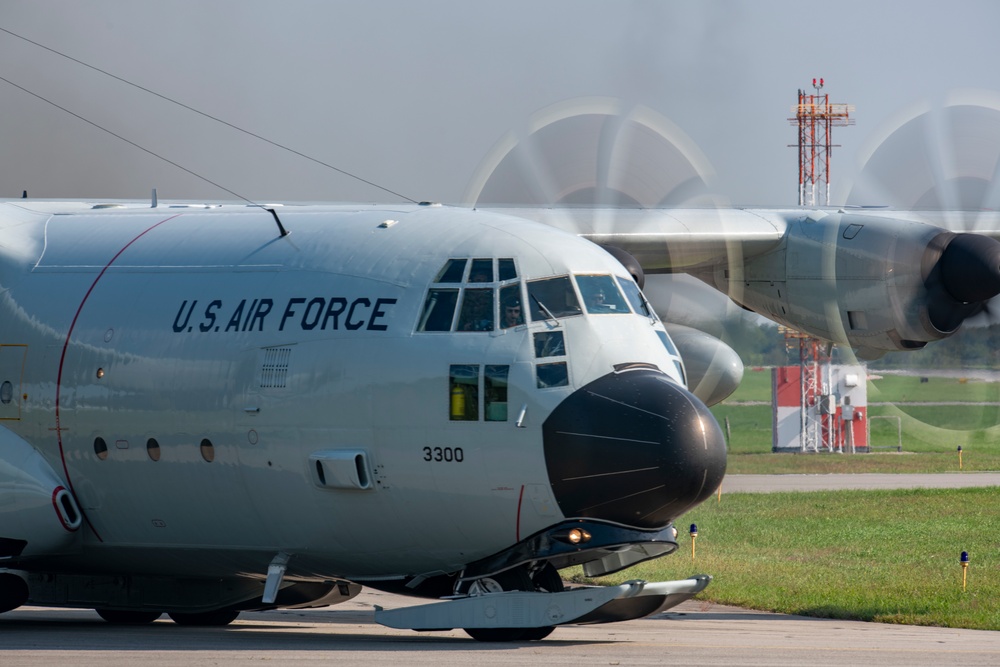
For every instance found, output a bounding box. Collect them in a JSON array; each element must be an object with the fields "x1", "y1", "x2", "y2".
[
  {"x1": 463, "y1": 566, "x2": 532, "y2": 596},
  {"x1": 96, "y1": 609, "x2": 162, "y2": 624},
  {"x1": 530, "y1": 562, "x2": 564, "y2": 593},
  {"x1": 168, "y1": 609, "x2": 240, "y2": 626},
  {"x1": 462, "y1": 564, "x2": 558, "y2": 642},
  {"x1": 464, "y1": 627, "x2": 529, "y2": 642}
]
